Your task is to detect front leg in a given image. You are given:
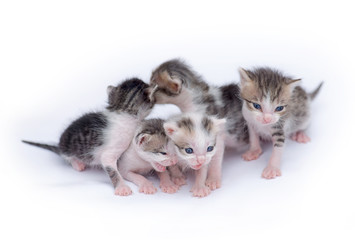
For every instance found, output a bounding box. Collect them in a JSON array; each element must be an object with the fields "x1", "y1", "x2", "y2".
[
  {"x1": 242, "y1": 124, "x2": 262, "y2": 161},
  {"x1": 168, "y1": 165, "x2": 187, "y2": 186},
  {"x1": 190, "y1": 165, "x2": 210, "y2": 198},
  {"x1": 104, "y1": 166, "x2": 132, "y2": 196},
  {"x1": 157, "y1": 171, "x2": 179, "y2": 194},
  {"x1": 206, "y1": 134, "x2": 225, "y2": 190},
  {"x1": 124, "y1": 171, "x2": 157, "y2": 194},
  {"x1": 262, "y1": 130, "x2": 285, "y2": 179}
]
